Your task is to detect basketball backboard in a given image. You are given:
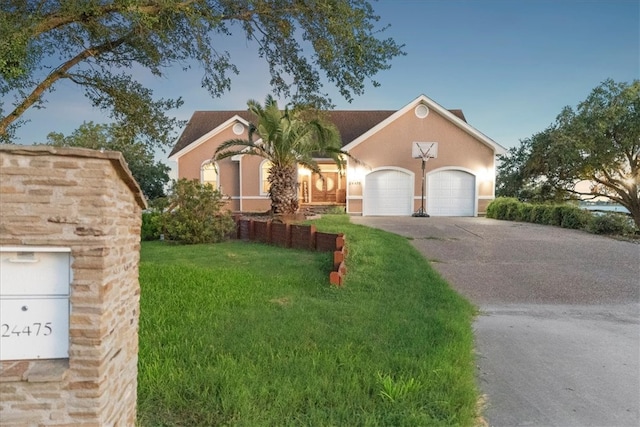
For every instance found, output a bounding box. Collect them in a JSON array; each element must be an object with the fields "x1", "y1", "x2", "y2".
[{"x1": 412, "y1": 142, "x2": 438, "y2": 159}]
